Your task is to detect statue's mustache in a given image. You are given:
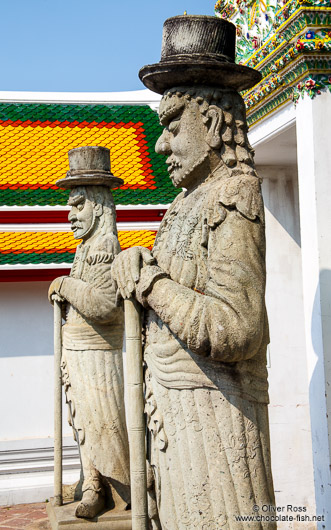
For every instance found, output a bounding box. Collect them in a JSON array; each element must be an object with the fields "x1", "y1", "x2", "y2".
[{"x1": 71, "y1": 221, "x2": 83, "y2": 229}]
